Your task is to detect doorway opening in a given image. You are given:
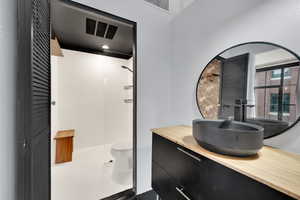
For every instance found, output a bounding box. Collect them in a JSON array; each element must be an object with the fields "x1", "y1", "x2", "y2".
[{"x1": 50, "y1": 1, "x2": 137, "y2": 199}]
